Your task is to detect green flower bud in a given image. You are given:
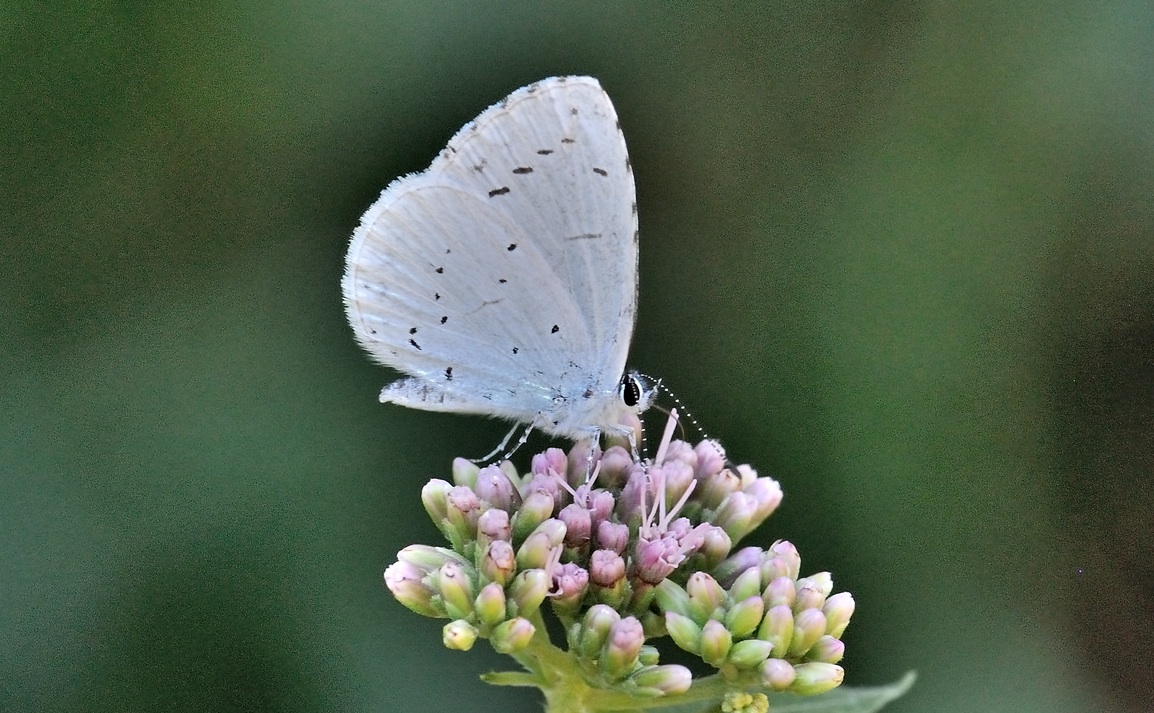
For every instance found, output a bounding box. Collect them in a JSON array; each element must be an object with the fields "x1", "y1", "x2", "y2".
[
  {"x1": 664, "y1": 611, "x2": 702, "y2": 655},
  {"x1": 787, "y1": 609, "x2": 827, "y2": 659},
  {"x1": 384, "y1": 561, "x2": 444, "y2": 618},
  {"x1": 686, "y1": 572, "x2": 726, "y2": 621},
  {"x1": 654, "y1": 579, "x2": 692, "y2": 619},
  {"x1": 479, "y1": 539, "x2": 517, "y2": 587},
  {"x1": 758, "y1": 604, "x2": 794, "y2": 658},
  {"x1": 436, "y1": 562, "x2": 475, "y2": 620},
  {"x1": 507, "y1": 568, "x2": 550, "y2": 616},
  {"x1": 516, "y1": 519, "x2": 565, "y2": 570},
  {"x1": 794, "y1": 575, "x2": 829, "y2": 612},
  {"x1": 630, "y1": 664, "x2": 693, "y2": 696},
  {"x1": 700, "y1": 619, "x2": 733, "y2": 668},
  {"x1": 491, "y1": 616, "x2": 536, "y2": 654},
  {"x1": 443, "y1": 619, "x2": 478, "y2": 651},
  {"x1": 787, "y1": 662, "x2": 844, "y2": 695},
  {"x1": 474, "y1": 581, "x2": 507, "y2": 627},
  {"x1": 451, "y1": 458, "x2": 480, "y2": 488},
  {"x1": 698, "y1": 526, "x2": 733, "y2": 571},
  {"x1": 727, "y1": 639, "x2": 773, "y2": 669},
  {"x1": 511, "y1": 490, "x2": 556, "y2": 543},
  {"x1": 822, "y1": 592, "x2": 855, "y2": 638},
  {"x1": 762, "y1": 575, "x2": 796, "y2": 609},
  {"x1": 637, "y1": 645, "x2": 660, "y2": 667},
  {"x1": 600, "y1": 616, "x2": 644, "y2": 681},
  {"x1": 420, "y1": 479, "x2": 454, "y2": 523},
  {"x1": 762, "y1": 540, "x2": 800, "y2": 581},
  {"x1": 713, "y1": 546, "x2": 763, "y2": 588},
  {"x1": 498, "y1": 460, "x2": 521, "y2": 487},
  {"x1": 724, "y1": 595, "x2": 765, "y2": 639},
  {"x1": 805, "y1": 634, "x2": 845, "y2": 664},
  {"x1": 729, "y1": 566, "x2": 763, "y2": 603},
  {"x1": 395, "y1": 544, "x2": 468, "y2": 572},
  {"x1": 759, "y1": 658, "x2": 795, "y2": 691},
  {"x1": 578, "y1": 604, "x2": 620, "y2": 659}
]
